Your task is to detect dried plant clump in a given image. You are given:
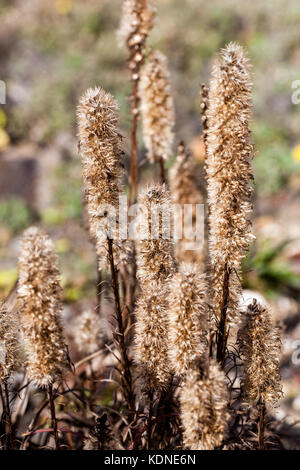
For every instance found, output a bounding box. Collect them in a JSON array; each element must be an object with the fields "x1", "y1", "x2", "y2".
[
  {"x1": 17, "y1": 227, "x2": 68, "y2": 387},
  {"x1": 74, "y1": 310, "x2": 102, "y2": 355},
  {"x1": 206, "y1": 43, "x2": 254, "y2": 339},
  {"x1": 84, "y1": 414, "x2": 123, "y2": 450},
  {"x1": 139, "y1": 51, "x2": 175, "y2": 164},
  {"x1": 136, "y1": 183, "x2": 176, "y2": 285},
  {"x1": 134, "y1": 282, "x2": 171, "y2": 393},
  {"x1": 117, "y1": 0, "x2": 155, "y2": 54},
  {"x1": 77, "y1": 87, "x2": 130, "y2": 270},
  {"x1": 168, "y1": 264, "x2": 208, "y2": 376},
  {"x1": 169, "y1": 142, "x2": 204, "y2": 265},
  {"x1": 238, "y1": 299, "x2": 282, "y2": 406},
  {"x1": 180, "y1": 359, "x2": 229, "y2": 450},
  {"x1": 0, "y1": 303, "x2": 20, "y2": 381}
]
